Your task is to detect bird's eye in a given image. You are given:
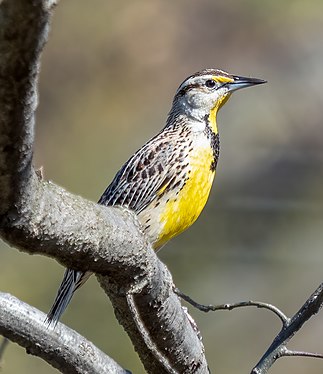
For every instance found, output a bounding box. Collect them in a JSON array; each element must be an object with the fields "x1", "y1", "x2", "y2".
[{"x1": 205, "y1": 79, "x2": 216, "y2": 89}]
